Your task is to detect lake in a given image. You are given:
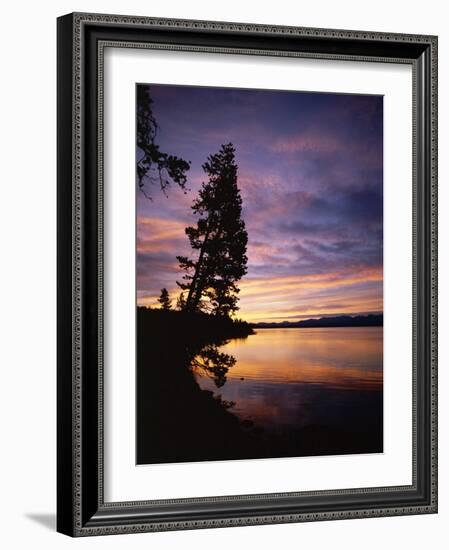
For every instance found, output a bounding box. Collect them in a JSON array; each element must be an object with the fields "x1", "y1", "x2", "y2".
[{"x1": 194, "y1": 327, "x2": 383, "y2": 447}]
